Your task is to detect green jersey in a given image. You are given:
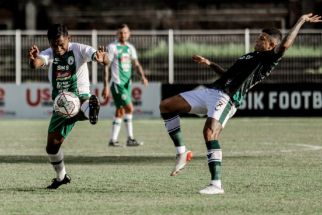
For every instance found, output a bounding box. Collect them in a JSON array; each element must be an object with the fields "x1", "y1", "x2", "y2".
[
  {"x1": 211, "y1": 50, "x2": 282, "y2": 106},
  {"x1": 38, "y1": 42, "x2": 96, "y2": 100},
  {"x1": 107, "y1": 41, "x2": 138, "y2": 85}
]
